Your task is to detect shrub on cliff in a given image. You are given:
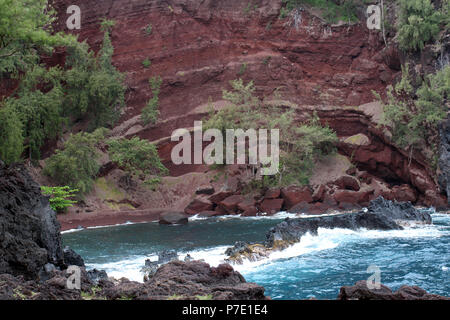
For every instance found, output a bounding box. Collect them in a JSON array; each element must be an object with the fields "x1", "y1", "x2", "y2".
[
  {"x1": 378, "y1": 64, "x2": 449, "y2": 166},
  {"x1": 0, "y1": 3, "x2": 125, "y2": 161},
  {"x1": 203, "y1": 79, "x2": 338, "y2": 187},
  {"x1": 41, "y1": 186, "x2": 78, "y2": 213},
  {"x1": 141, "y1": 76, "x2": 162, "y2": 125},
  {"x1": 107, "y1": 136, "x2": 168, "y2": 188},
  {"x1": 397, "y1": 0, "x2": 443, "y2": 52},
  {"x1": 0, "y1": 0, "x2": 71, "y2": 76},
  {"x1": 44, "y1": 129, "x2": 108, "y2": 195}
]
